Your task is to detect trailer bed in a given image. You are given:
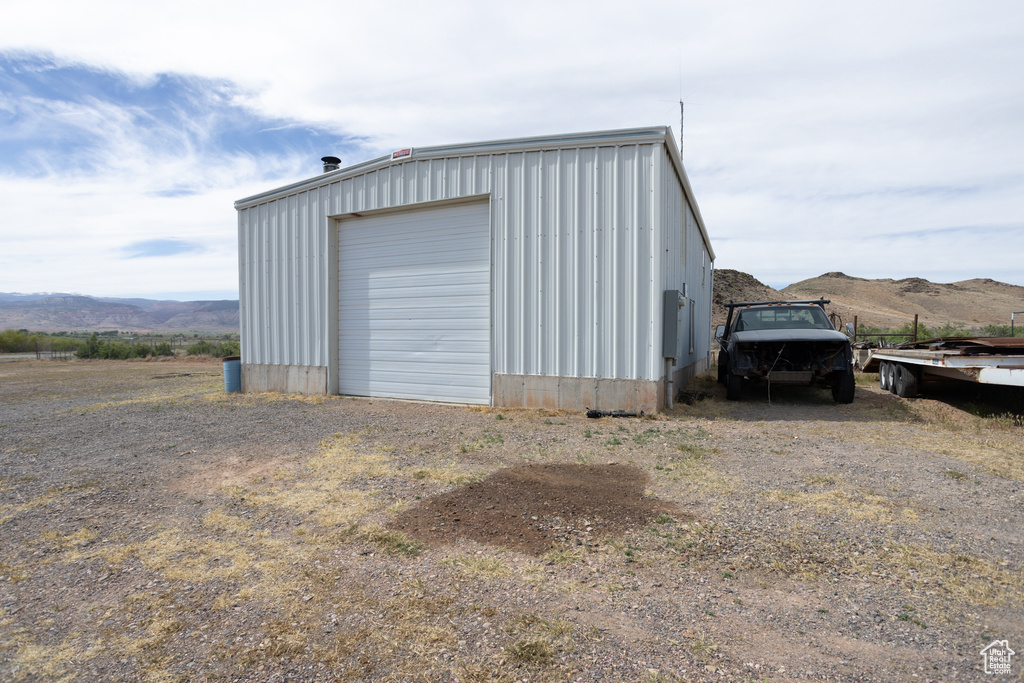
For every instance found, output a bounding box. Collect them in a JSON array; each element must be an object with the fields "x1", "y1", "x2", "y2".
[{"x1": 859, "y1": 337, "x2": 1024, "y2": 395}]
